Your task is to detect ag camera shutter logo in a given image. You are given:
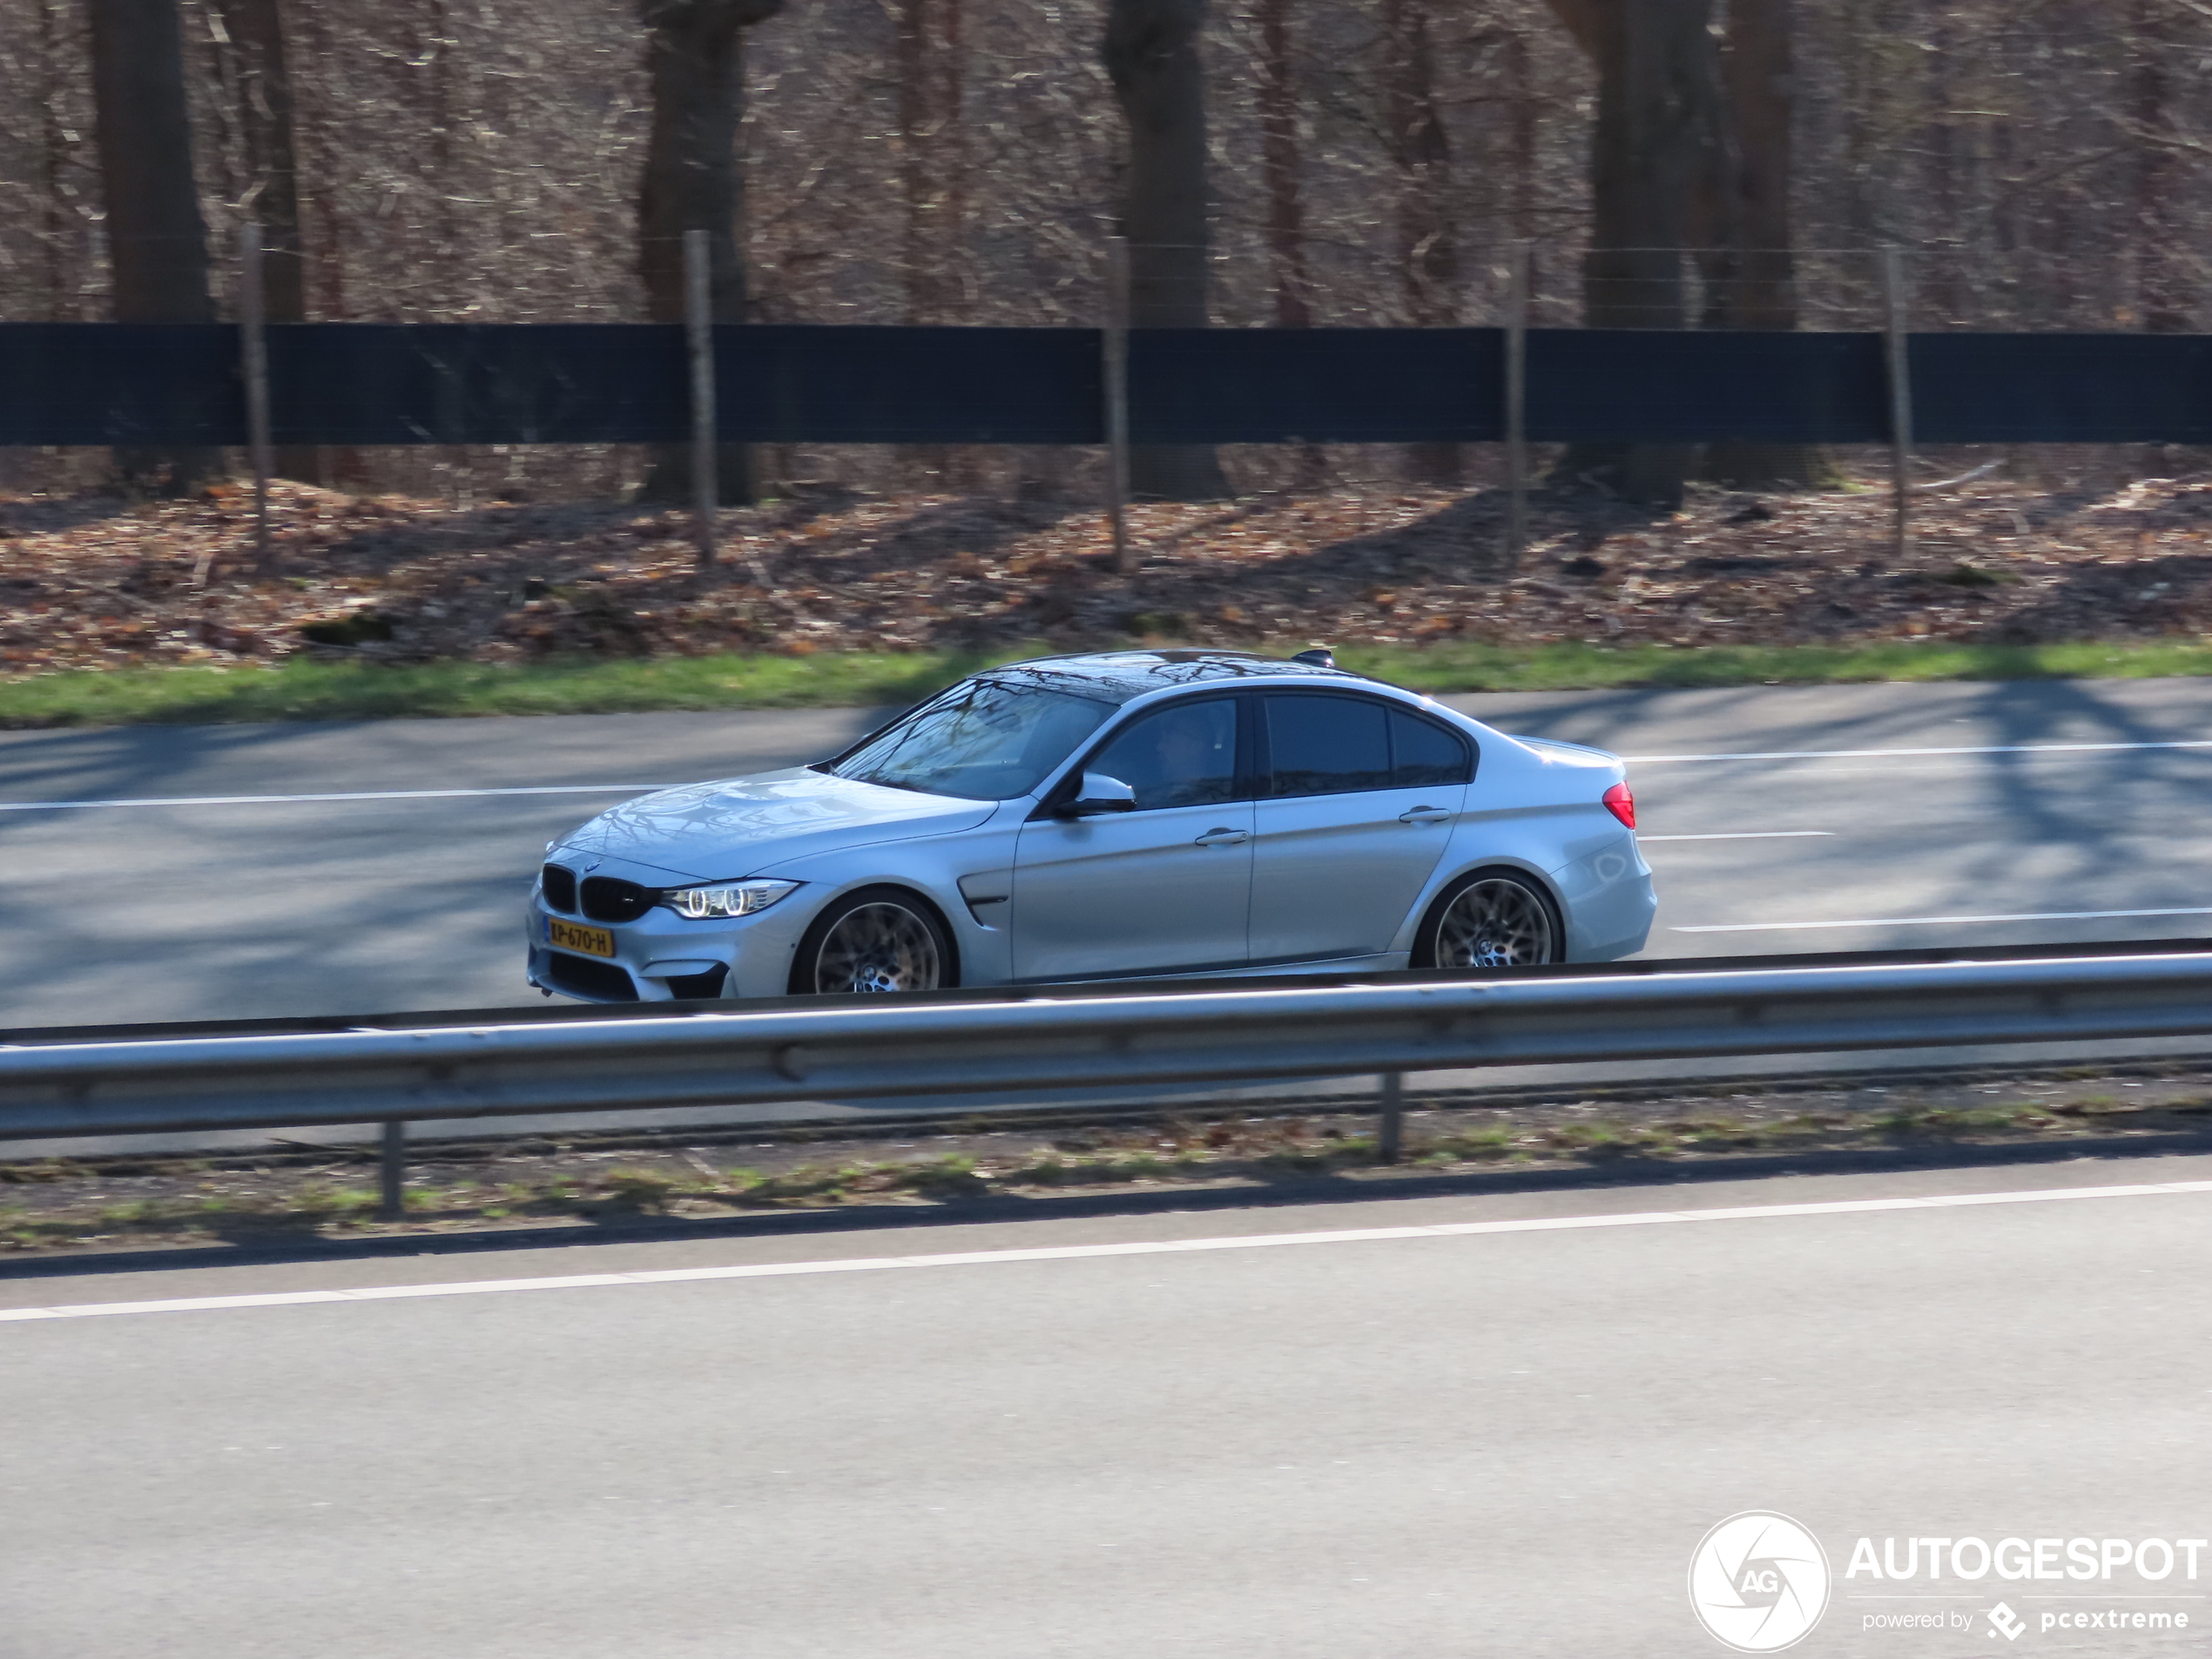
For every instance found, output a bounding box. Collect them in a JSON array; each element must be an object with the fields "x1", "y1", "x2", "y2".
[{"x1": 1689, "y1": 1511, "x2": 1832, "y2": 1652}]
